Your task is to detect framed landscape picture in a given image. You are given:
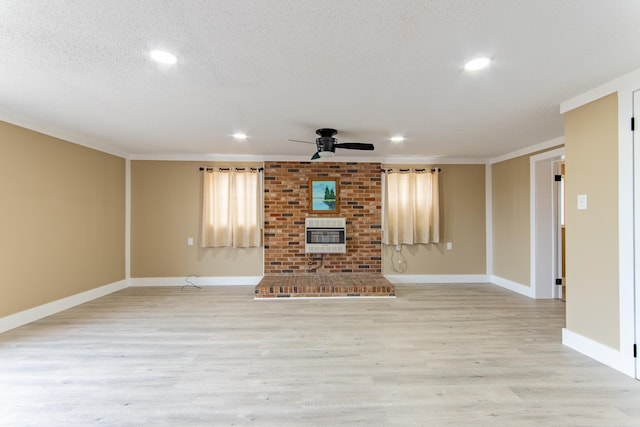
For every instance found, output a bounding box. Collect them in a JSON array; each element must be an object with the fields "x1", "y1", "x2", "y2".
[{"x1": 309, "y1": 178, "x2": 340, "y2": 213}]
